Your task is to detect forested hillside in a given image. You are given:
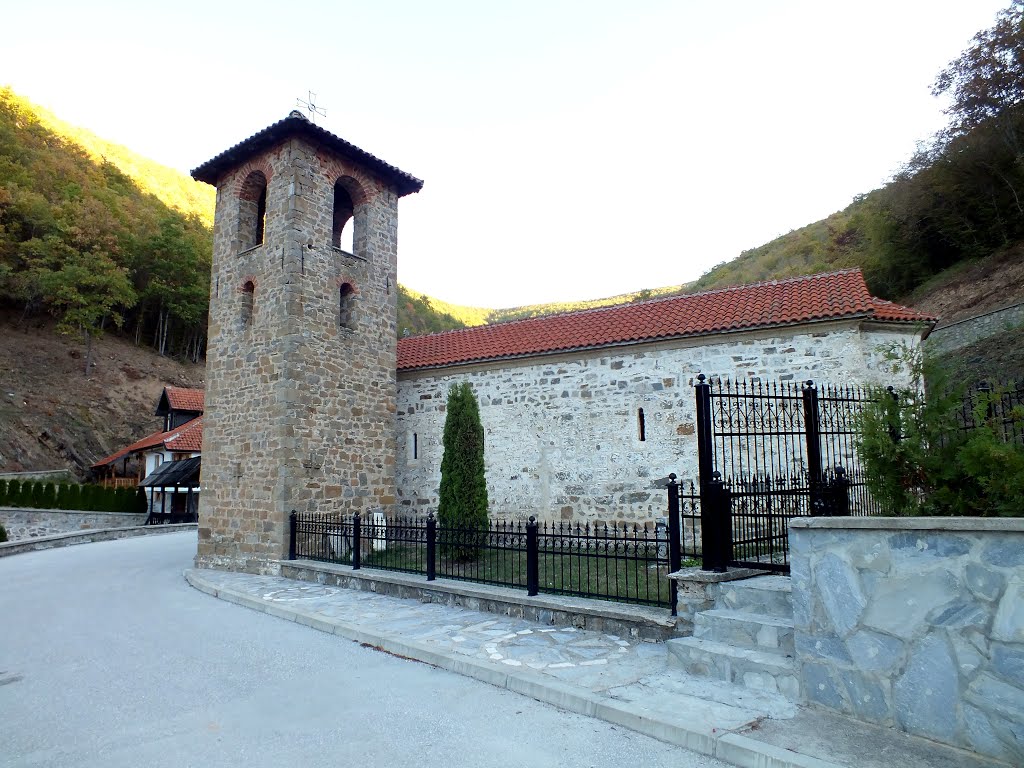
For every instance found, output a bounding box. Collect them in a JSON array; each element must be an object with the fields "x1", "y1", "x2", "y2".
[{"x1": 0, "y1": 88, "x2": 214, "y2": 368}]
